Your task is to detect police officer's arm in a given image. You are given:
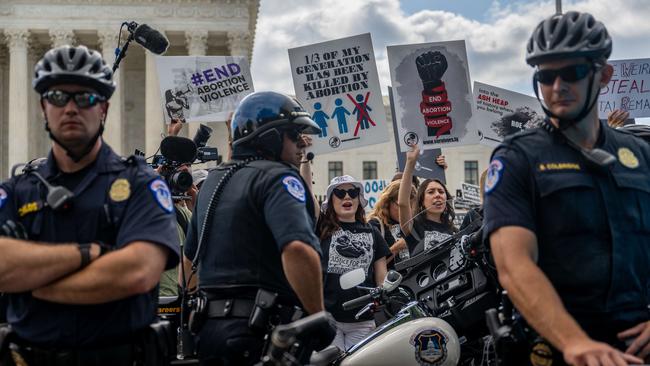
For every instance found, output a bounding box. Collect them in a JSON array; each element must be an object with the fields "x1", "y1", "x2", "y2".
[
  {"x1": 265, "y1": 173, "x2": 324, "y2": 314},
  {"x1": 398, "y1": 145, "x2": 419, "y2": 235},
  {"x1": 486, "y1": 148, "x2": 642, "y2": 366},
  {"x1": 32, "y1": 241, "x2": 169, "y2": 304}
]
